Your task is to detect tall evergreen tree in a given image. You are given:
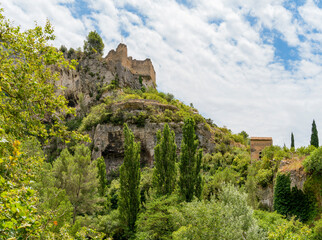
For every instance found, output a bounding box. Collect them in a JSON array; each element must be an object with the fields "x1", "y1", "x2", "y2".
[
  {"x1": 97, "y1": 157, "x2": 107, "y2": 197},
  {"x1": 310, "y1": 120, "x2": 319, "y2": 147},
  {"x1": 153, "y1": 123, "x2": 177, "y2": 196},
  {"x1": 291, "y1": 132, "x2": 295, "y2": 149},
  {"x1": 178, "y1": 118, "x2": 203, "y2": 202},
  {"x1": 119, "y1": 124, "x2": 141, "y2": 234}
]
